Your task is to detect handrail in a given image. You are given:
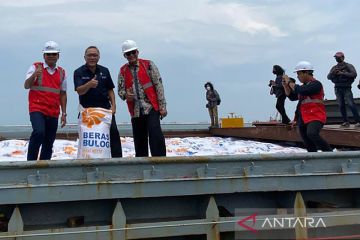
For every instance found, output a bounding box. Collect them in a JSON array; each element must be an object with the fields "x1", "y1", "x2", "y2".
[{"x1": 1, "y1": 151, "x2": 360, "y2": 169}]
